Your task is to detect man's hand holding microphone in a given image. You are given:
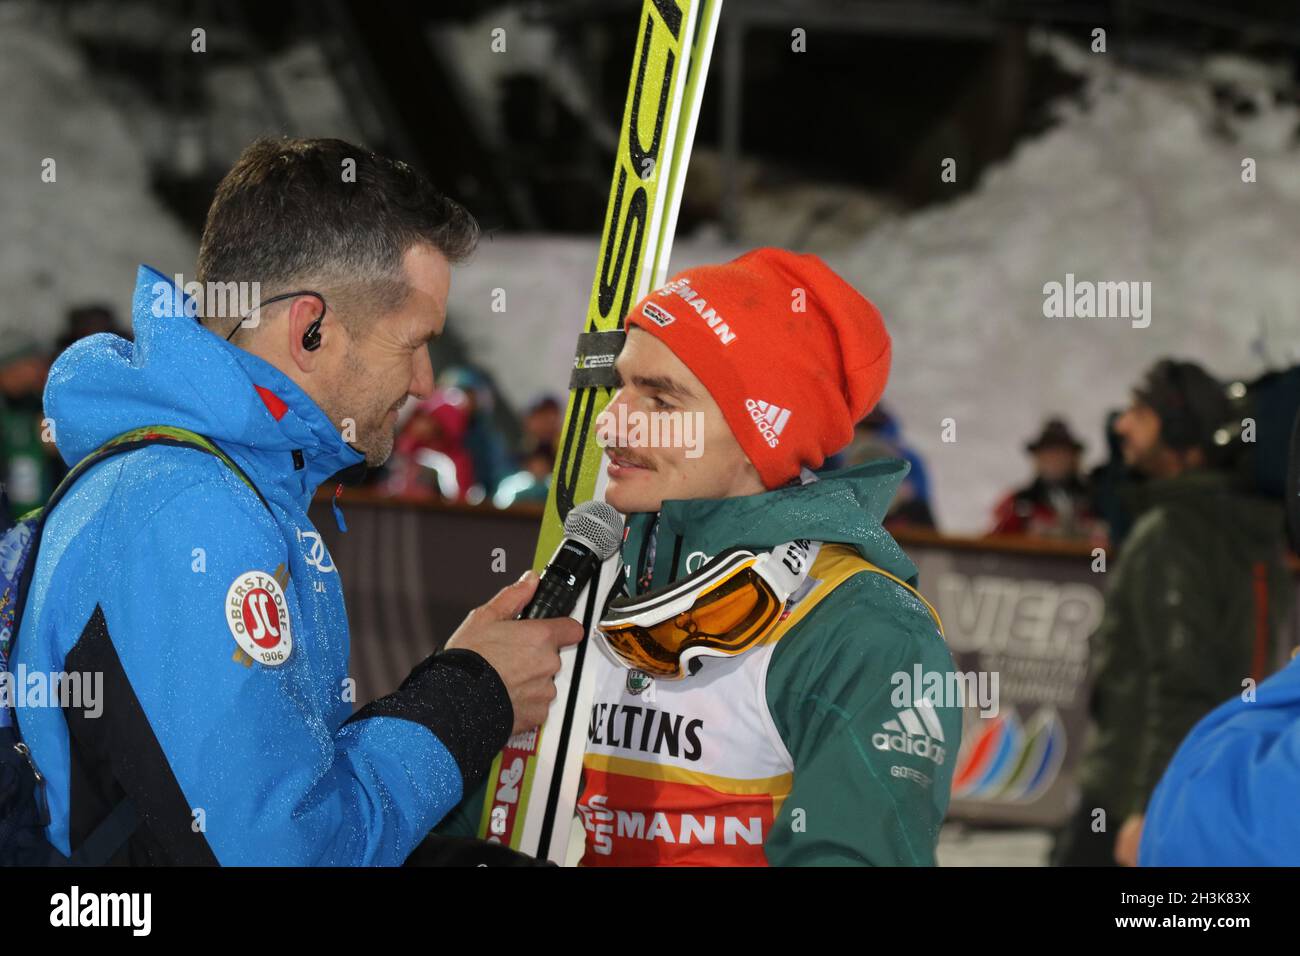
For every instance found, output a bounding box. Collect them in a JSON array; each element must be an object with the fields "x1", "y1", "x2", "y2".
[
  {"x1": 446, "y1": 570, "x2": 583, "y2": 734},
  {"x1": 445, "y1": 501, "x2": 625, "y2": 735}
]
